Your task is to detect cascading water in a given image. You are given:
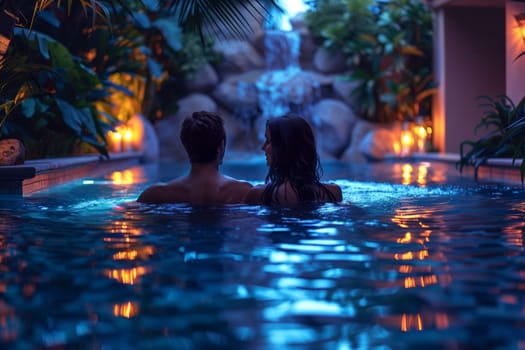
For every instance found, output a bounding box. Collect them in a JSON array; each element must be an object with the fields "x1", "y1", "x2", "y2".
[
  {"x1": 256, "y1": 30, "x2": 320, "y2": 121},
  {"x1": 235, "y1": 28, "x2": 321, "y2": 145}
]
